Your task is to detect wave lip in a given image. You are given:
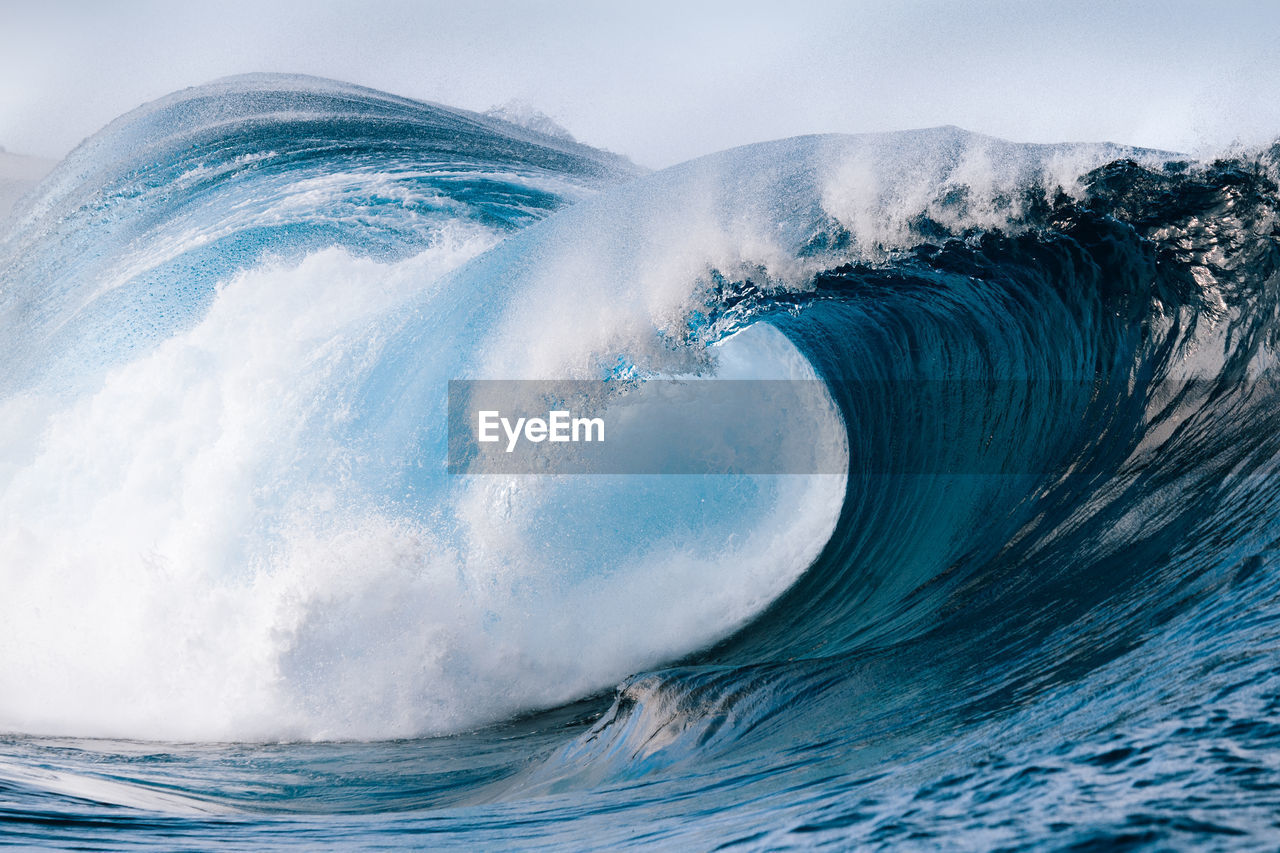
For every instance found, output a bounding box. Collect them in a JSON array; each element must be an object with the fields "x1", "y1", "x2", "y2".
[{"x1": 0, "y1": 73, "x2": 639, "y2": 395}]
